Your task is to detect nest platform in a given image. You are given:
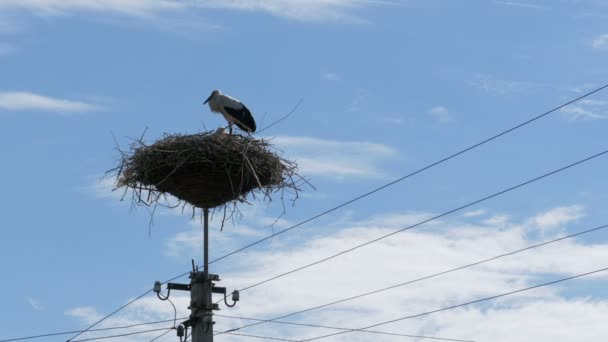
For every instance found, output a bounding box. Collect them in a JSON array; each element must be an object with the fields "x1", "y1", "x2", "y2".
[{"x1": 115, "y1": 132, "x2": 300, "y2": 209}]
